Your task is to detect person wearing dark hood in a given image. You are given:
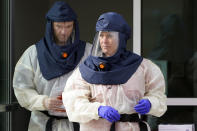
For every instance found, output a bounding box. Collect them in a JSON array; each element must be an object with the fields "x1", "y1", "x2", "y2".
[
  {"x1": 62, "y1": 12, "x2": 167, "y2": 131},
  {"x1": 13, "y1": 1, "x2": 91, "y2": 131}
]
